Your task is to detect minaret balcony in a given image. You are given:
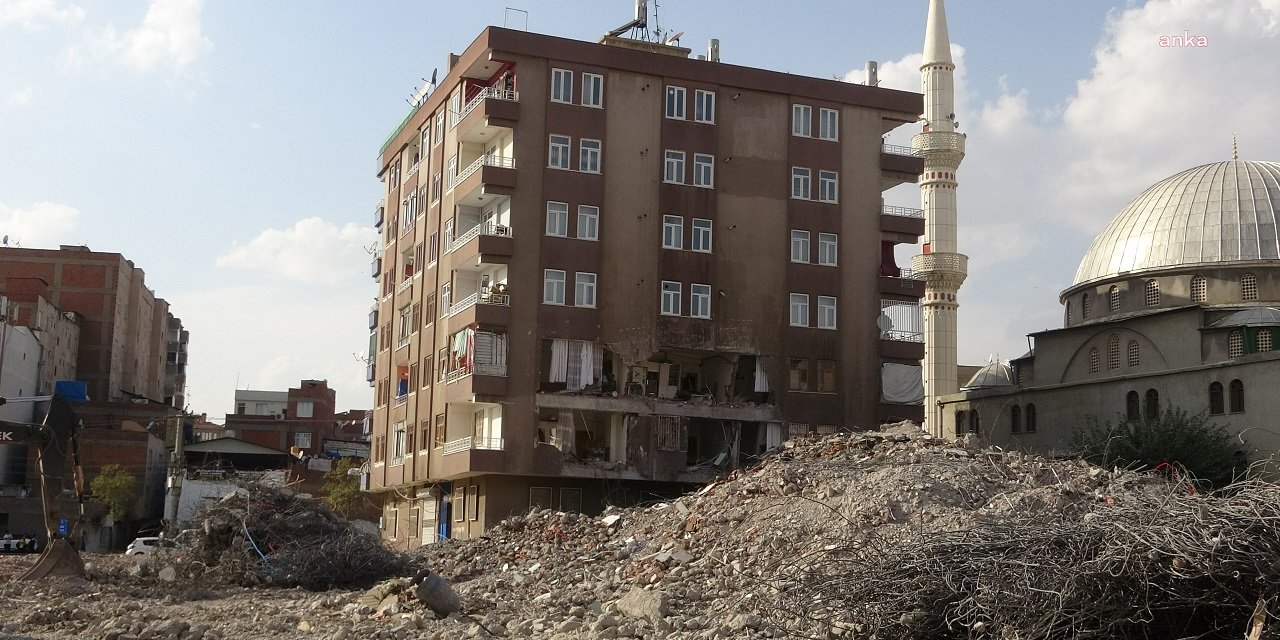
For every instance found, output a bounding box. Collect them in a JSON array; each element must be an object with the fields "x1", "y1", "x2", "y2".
[
  {"x1": 911, "y1": 131, "x2": 966, "y2": 157},
  {"x1": 910, "y1": 252, "x2": 969, "y2": 278}
]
